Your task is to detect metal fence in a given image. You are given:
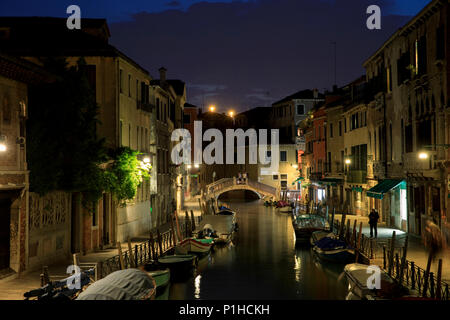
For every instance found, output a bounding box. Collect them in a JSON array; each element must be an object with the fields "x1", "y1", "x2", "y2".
[{"x1": 383, "y1": 248, "x2": 449, "y2": 300}]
